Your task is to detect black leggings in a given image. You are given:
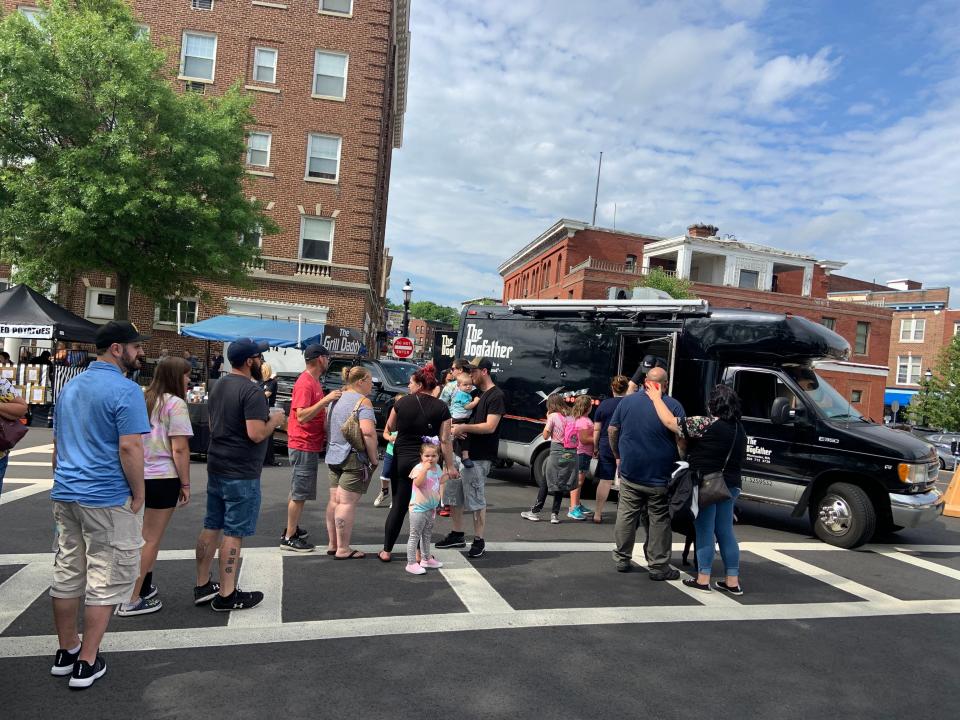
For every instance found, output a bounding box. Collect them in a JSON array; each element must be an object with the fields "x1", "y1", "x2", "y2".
[
  {"x1": 383, "y1": 453, "x2": 418, "y2": 552},
  {"x1": 532, "y1": 484, "x2": 565, "y2": 515}
]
